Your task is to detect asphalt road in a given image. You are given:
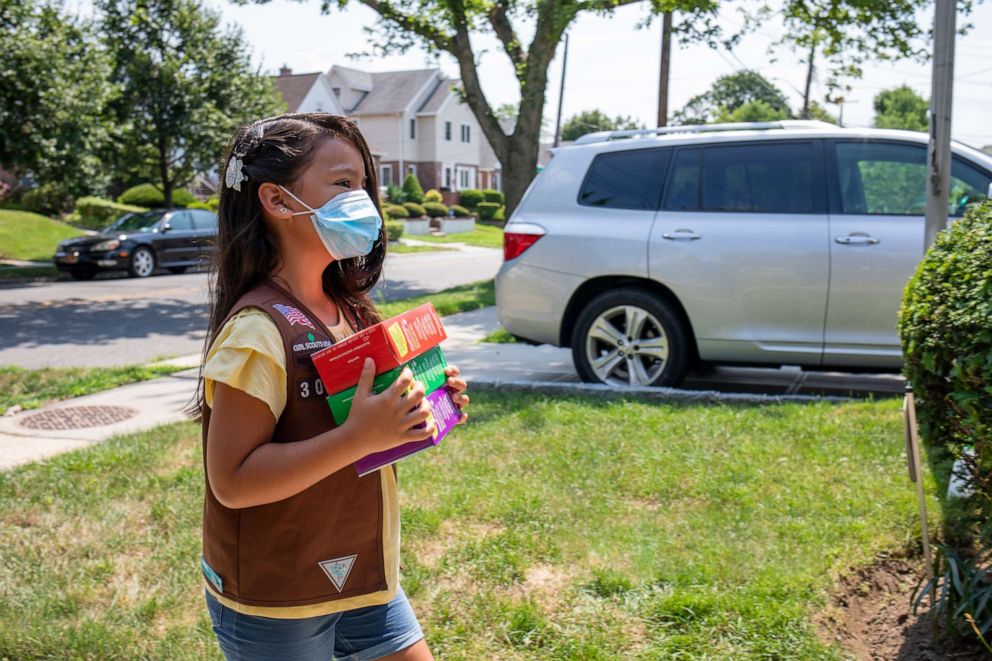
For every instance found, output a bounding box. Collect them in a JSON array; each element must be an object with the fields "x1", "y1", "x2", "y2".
[{"x1": 0, "y1": 246, "x2": 503, "y2": 369}]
